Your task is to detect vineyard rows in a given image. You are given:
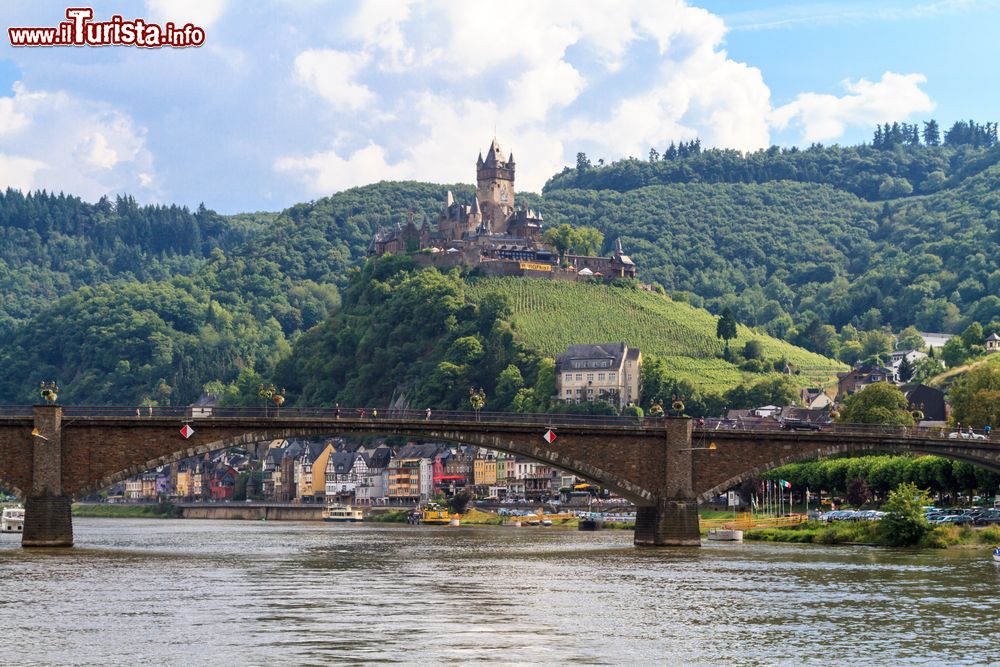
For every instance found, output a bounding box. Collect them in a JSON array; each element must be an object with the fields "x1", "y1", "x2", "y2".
[{"x1": 467, "y1": 277, "x2": 845, "y2": 391}]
